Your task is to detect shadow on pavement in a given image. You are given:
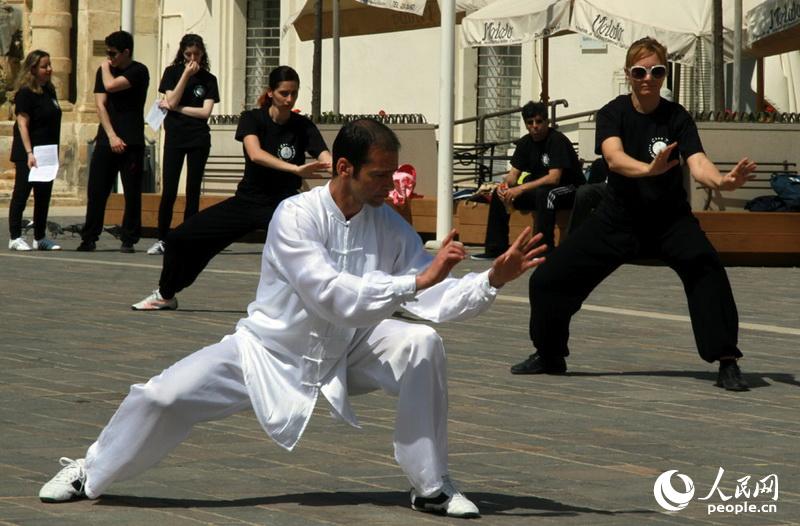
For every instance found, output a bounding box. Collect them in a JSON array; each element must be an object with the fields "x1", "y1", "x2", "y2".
[
  {"x1": 96, "y1": 491, "x2": 656, "y2": 518},
  {"x1": 565, "y1": 370, "x2": 799, "y2": 388}
]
